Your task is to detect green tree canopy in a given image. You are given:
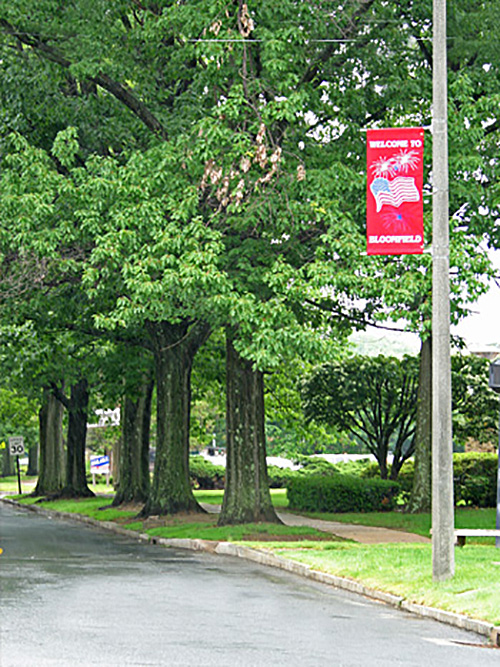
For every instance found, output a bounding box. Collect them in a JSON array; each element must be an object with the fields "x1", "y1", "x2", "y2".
[
  {"x1": 452, "y1": 354, "x2": 500, "y2": 449},
  {"x1": 301, "y1": 355, "x2": 419, "y2": 479}
]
